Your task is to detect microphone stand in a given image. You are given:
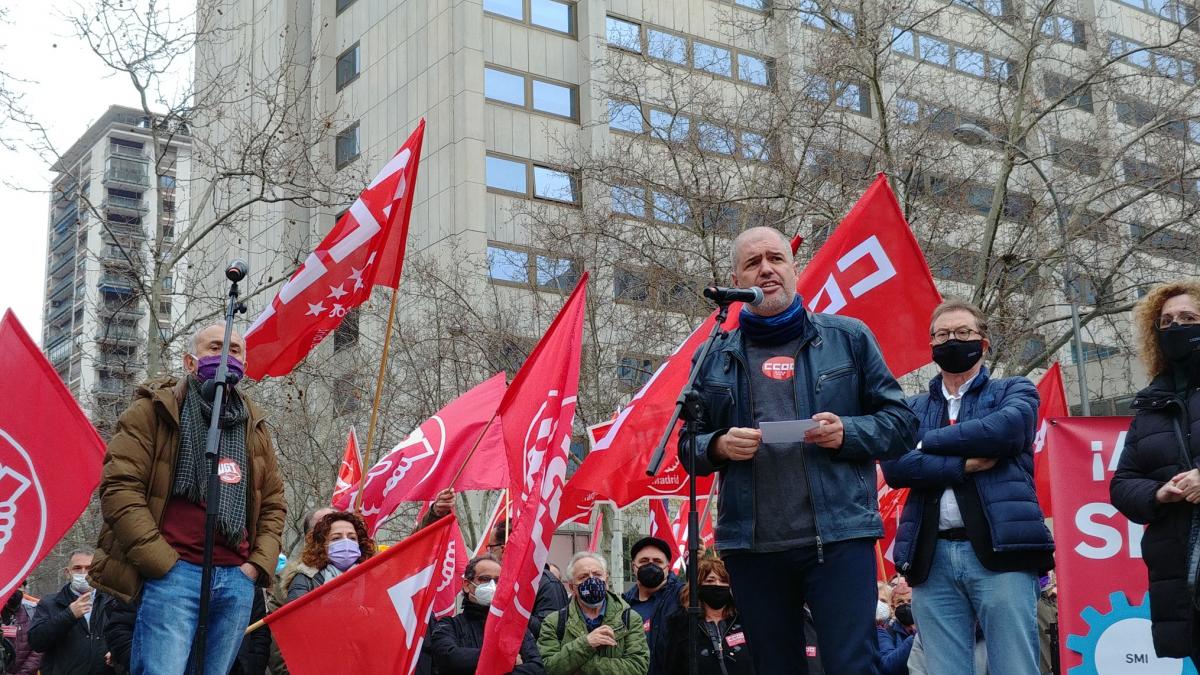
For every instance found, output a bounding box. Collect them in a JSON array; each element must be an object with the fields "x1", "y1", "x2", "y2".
[
  {"x1": 646, "y1": 301, "x2": 733, "y2": 675},
  {"x1": 191, "y1": 272, "x2": 247, "y2": 674}
]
